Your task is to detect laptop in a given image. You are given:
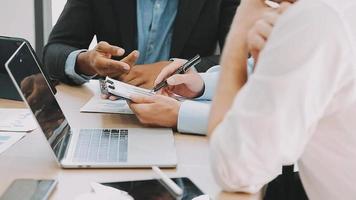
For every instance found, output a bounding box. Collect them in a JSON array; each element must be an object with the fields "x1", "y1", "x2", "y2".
[{"x1": 5, "y1": 42, "x2": 177, "y2": 168}]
